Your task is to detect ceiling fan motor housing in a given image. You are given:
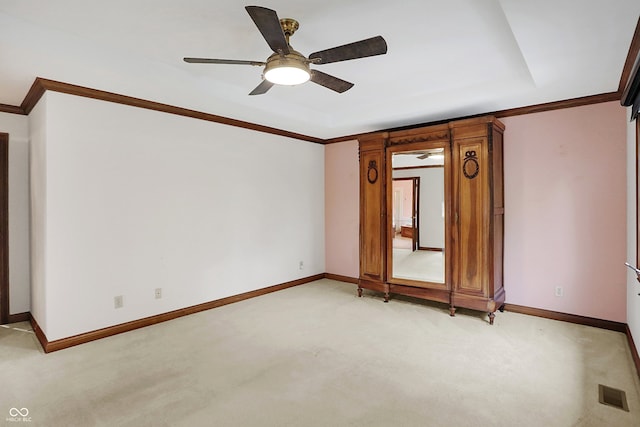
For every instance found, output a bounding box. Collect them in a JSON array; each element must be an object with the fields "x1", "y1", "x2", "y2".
[{"x1": 264, "y1": 50, "x2": 311, "y2": 85}]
